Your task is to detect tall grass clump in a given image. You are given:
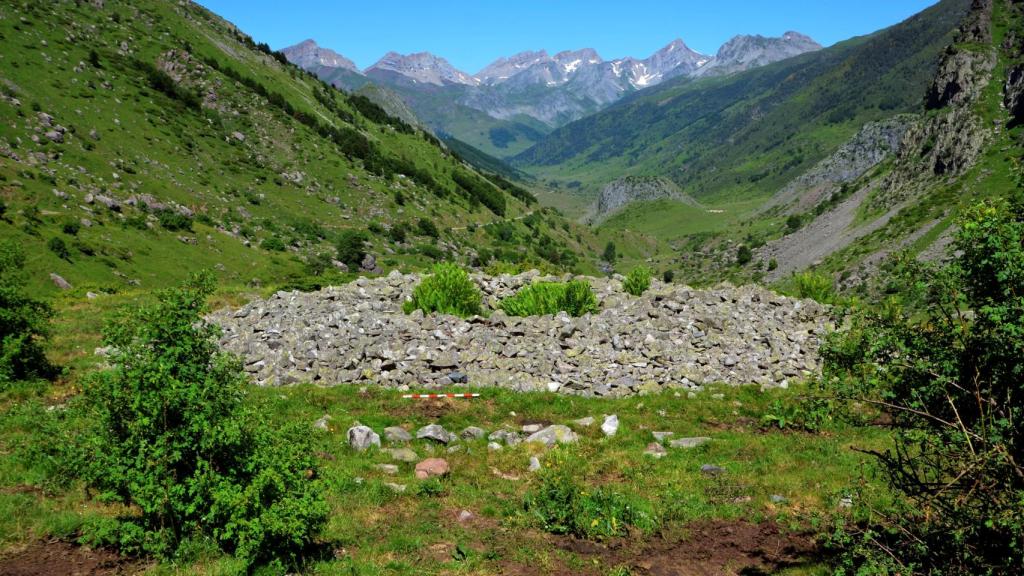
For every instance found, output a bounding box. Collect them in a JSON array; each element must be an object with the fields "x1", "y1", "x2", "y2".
[
  {"x1": 500, "y1": 280, "x2": 598, "y2": 317},
  {"x1": 522, "y1": 449, "x2": 658, "y2": 539},
  {"x1": 403, "y1": 263, "x2": 483, "y2": 318},
  {"x1": 622, "y1": 266, "x2": 652, "y2": 296},
  {"x1": 68, "y1": 273, "x2": 327, "y2": 567},
  {"x1": 786, "y1": 270, "x2": 838, "y2": 304}
]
